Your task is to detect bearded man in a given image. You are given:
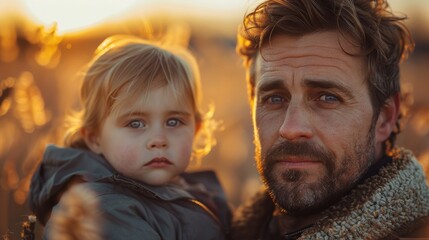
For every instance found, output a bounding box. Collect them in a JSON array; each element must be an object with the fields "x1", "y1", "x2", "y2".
[{"x1": 231, "y1": 0, "x2": 429, "y2": 239}]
